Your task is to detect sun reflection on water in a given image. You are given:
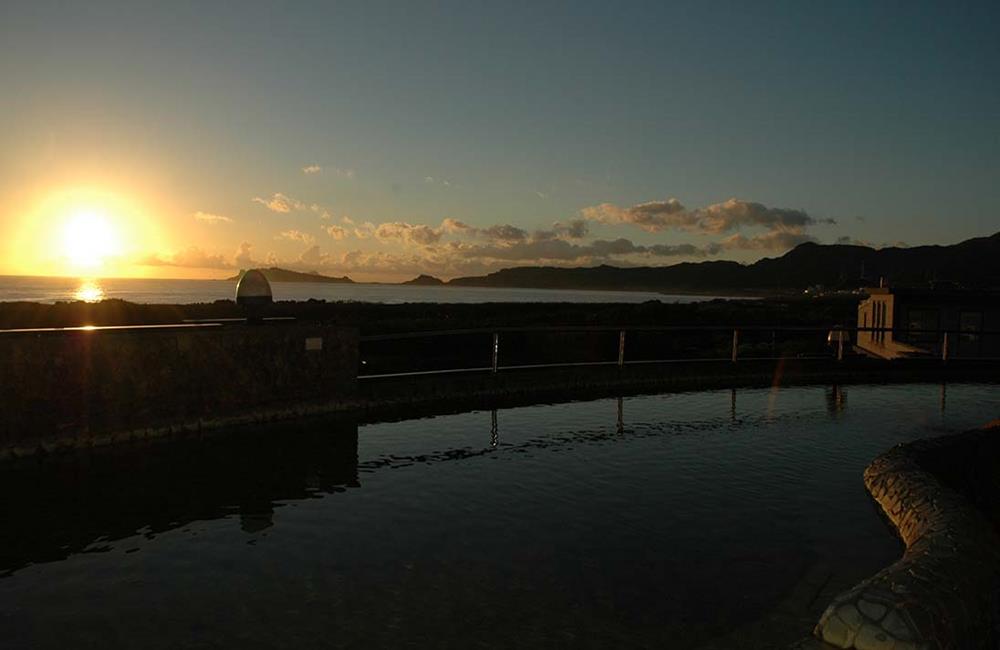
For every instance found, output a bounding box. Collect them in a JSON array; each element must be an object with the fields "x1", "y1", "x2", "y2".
[{"x1": 74, "y1": 280, "x2": 106, "y2": 303}]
